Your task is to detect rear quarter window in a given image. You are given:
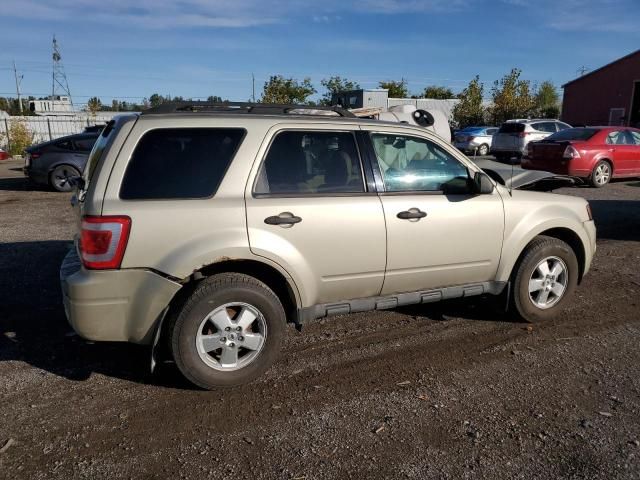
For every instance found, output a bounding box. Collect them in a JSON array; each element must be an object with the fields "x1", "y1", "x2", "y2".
[{"x1": 120, "y1": 128, "x2": 245, "y2": 200}]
